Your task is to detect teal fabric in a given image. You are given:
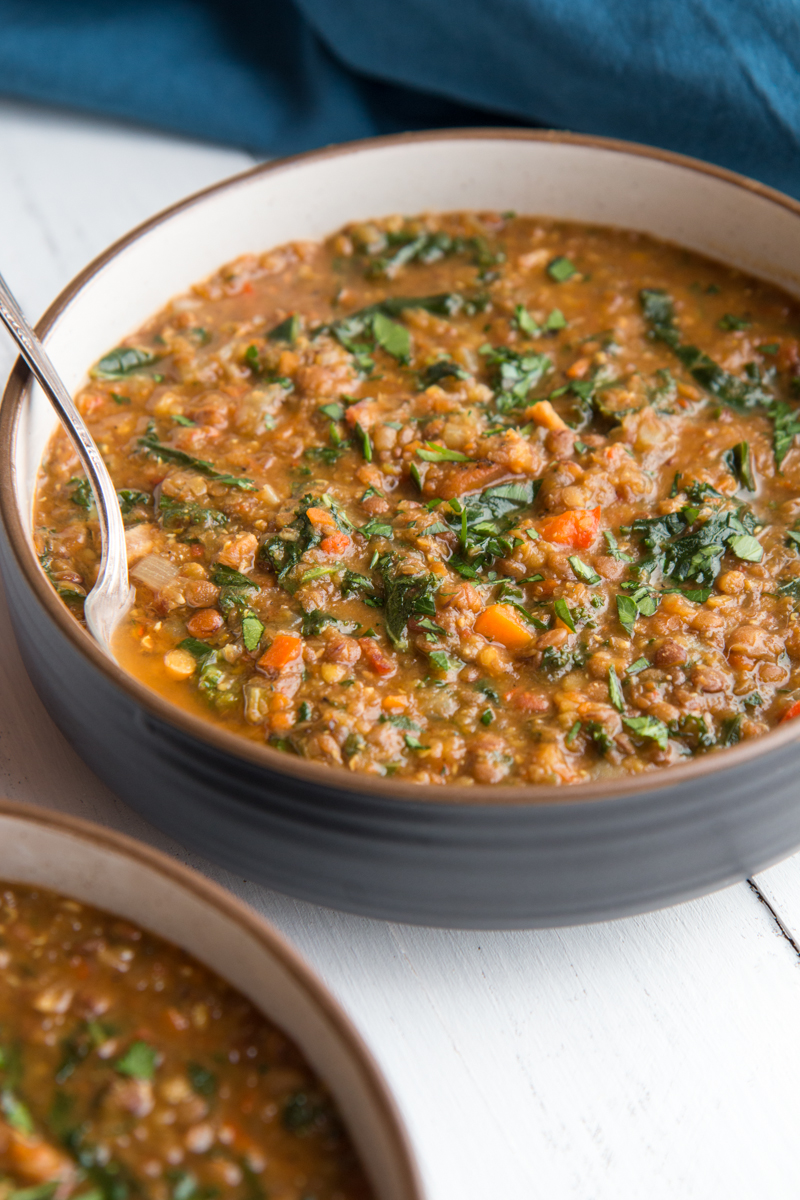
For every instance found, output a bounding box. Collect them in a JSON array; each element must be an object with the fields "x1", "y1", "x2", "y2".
[{"x1": 0, "y1": 0, "x2": 798, "y2": 196}]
